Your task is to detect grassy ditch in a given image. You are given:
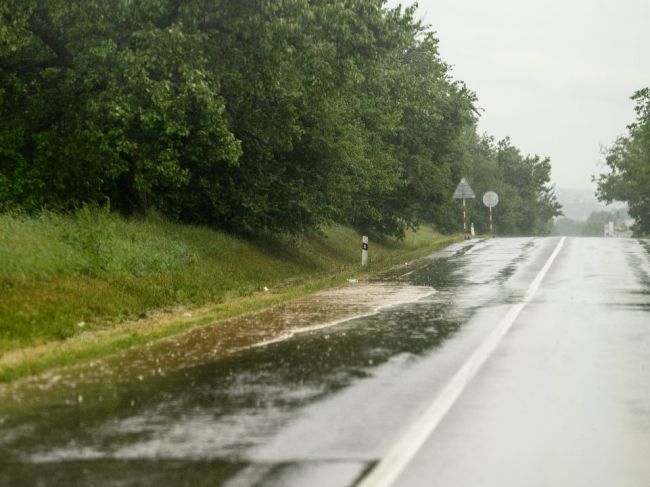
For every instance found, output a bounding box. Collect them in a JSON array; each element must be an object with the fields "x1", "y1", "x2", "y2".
[{"x1": 0, "y1": 209, "x2": 458, "y2": 382}]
